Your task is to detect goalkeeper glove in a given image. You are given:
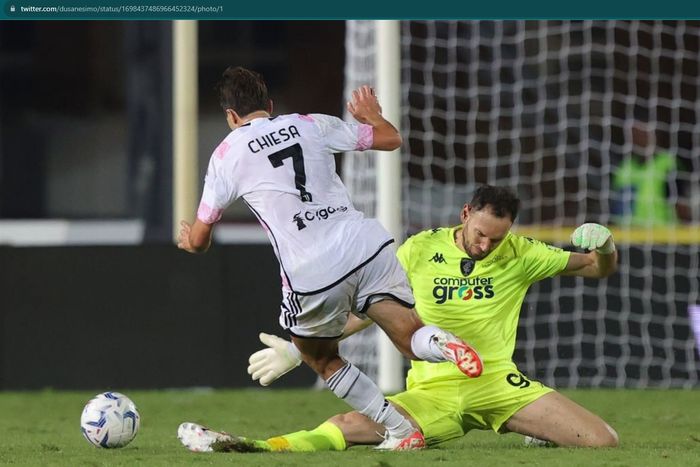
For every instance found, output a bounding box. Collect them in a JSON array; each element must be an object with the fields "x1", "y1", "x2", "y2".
[
  {"x1": 571, "y1": 223, "x2": 616, "y2": 254},
  {"x1": 247, "y1": 333, "x2": 302, "y2": 386}
]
